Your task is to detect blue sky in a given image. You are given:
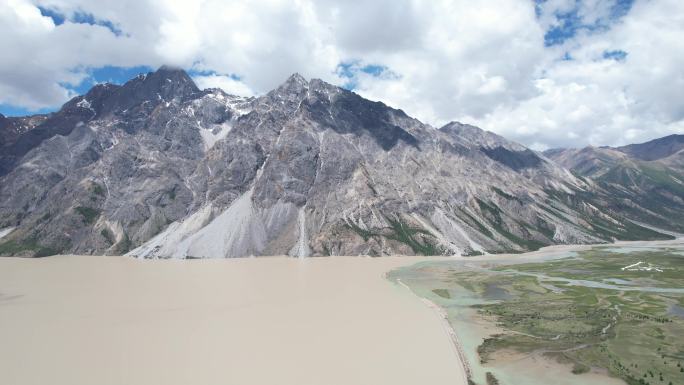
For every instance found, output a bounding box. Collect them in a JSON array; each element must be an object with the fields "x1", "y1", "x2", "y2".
[
  {"x1": 1, "y1": 0, "x2": 682, "y2": 149},
  {"x1": 37, "y1": 5, "x2": 123, "y2": 36},
  {"x1": 540, "y1": 0, "x2": 635, "y2": 46},
  {"x1": 1, "y1": 65, "x2": 152, "y2": 116},
  {"x1": 0, "y1": 5, "x2": 147, "y2": 115},
  {"x1": 0, "y1": 66, "x2": 251, "y2": 116}
]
